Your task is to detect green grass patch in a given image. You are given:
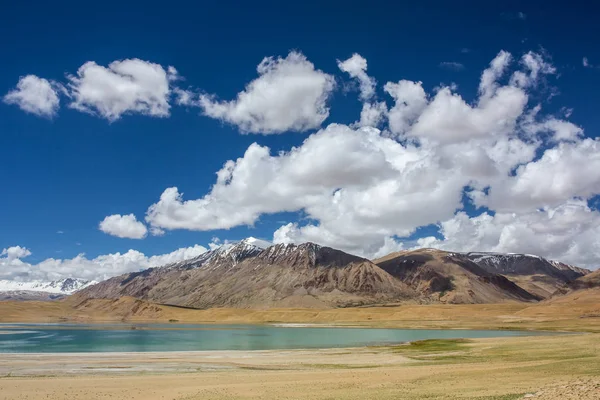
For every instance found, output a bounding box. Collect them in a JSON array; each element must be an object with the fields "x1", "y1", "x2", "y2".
[{"x1": 394, "y1": 338, "x2": 472, "y2": 353}]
